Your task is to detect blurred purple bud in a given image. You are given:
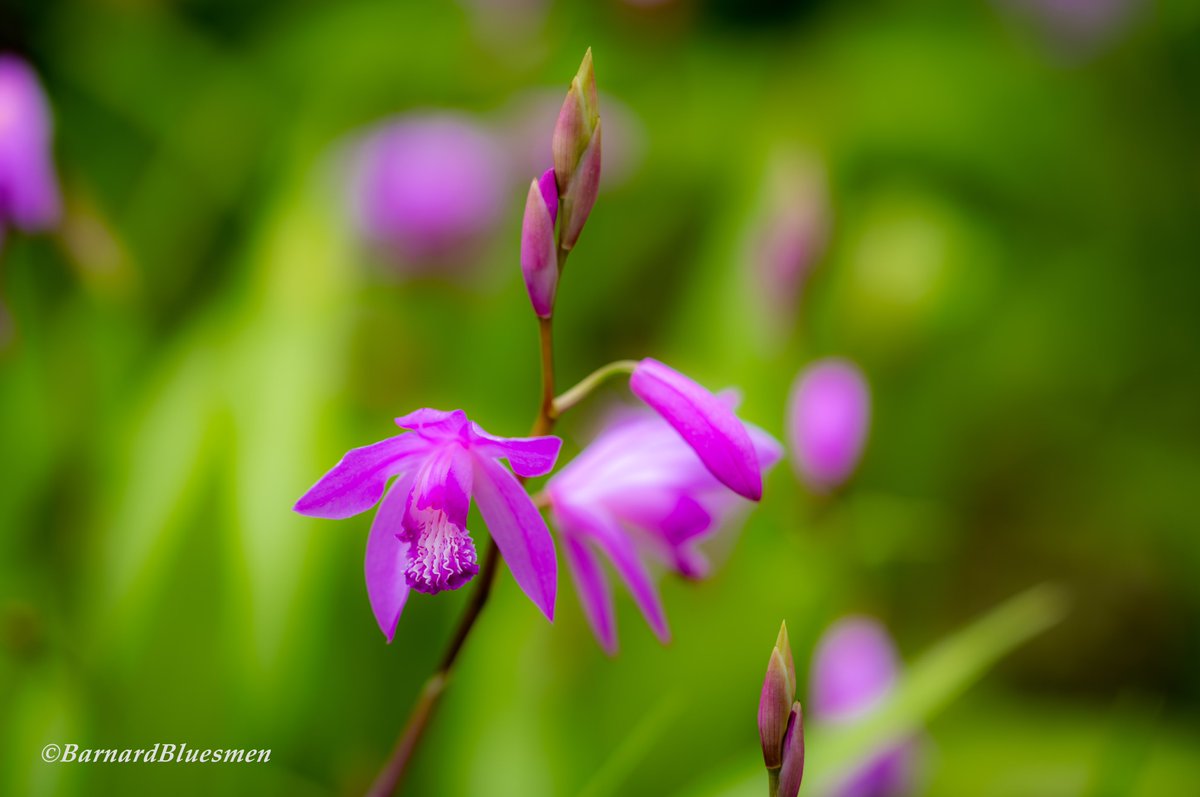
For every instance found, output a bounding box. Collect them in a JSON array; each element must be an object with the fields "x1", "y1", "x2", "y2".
[
  {"x1": 812, "y1": 617, "x2": 897, "y2": 719},
  {"x1": 0, "y1": 55, "x2": 62, "y2": 240},
  {"x1": 787, "y1": 358, "x2": 871, "y2": 492},
  {"x1": 997, "y1": 0, "x2": 1141, "y2": 57},
  {"x1": 749, "y1": 153, "x2": 830, "y2": 329},
  {"x1": 759, "y1": 629, "x2": 794, "y2": 769},
  {"x1": 346, "y1": 113, "x2": 509, "y2": 270},
  {"x1": 551, "y1": 50, "x2": 601, "y2": 250},
  {"x1": 521, "y1": 168, "x2": 559, "y2": 317},
  {"x1": 811, "y1": 617, "x2": 914, "y2": 797},
  {"x1": 777, "y1": 702, "x2": 806, "y2": 797}
]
